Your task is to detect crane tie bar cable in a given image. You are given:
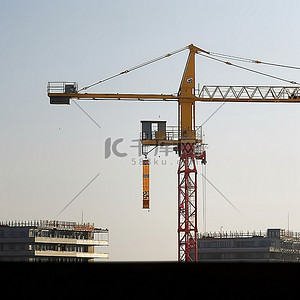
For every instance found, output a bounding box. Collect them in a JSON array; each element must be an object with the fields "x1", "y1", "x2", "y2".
[
  {"x1": 197, "y1": 52, "x2": 300, "y2": 85},
  {"x1": 201, "y1": 173, "x2": 241, "y2": 214},
  {"x1": 78, "y1": 46, "x2": 189, "y2": 92},
  {"x1": 79, "y1": 44, "x2": 300, "y2": 92},
  {"x1": 209, "y1": 51, "x2": 300, "y2": 70}
]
